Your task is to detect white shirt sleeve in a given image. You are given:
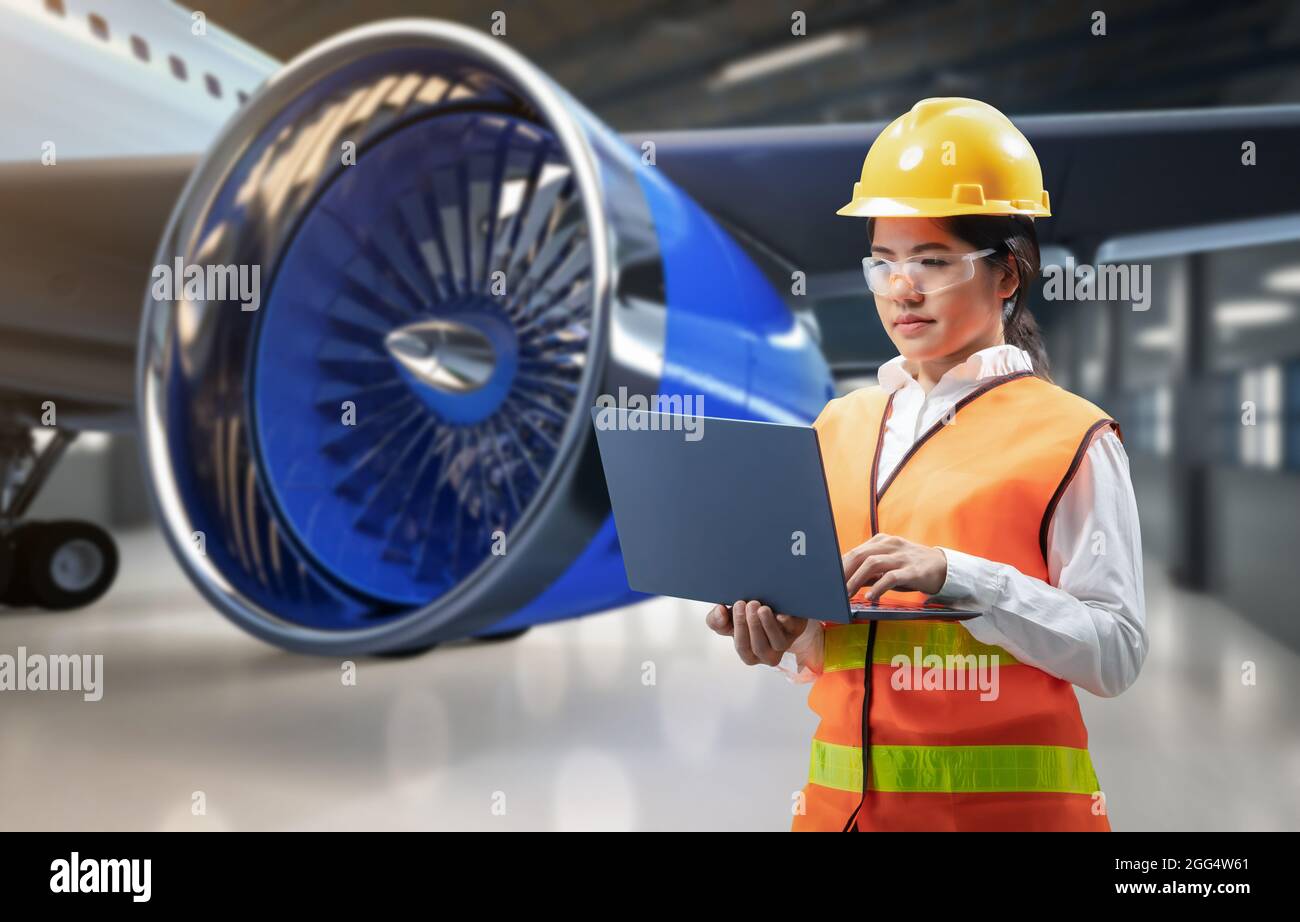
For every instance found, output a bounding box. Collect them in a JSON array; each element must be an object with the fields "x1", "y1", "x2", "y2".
[{"x1": 933, "y1": 429, "x2": 1148, "y2": 698}]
